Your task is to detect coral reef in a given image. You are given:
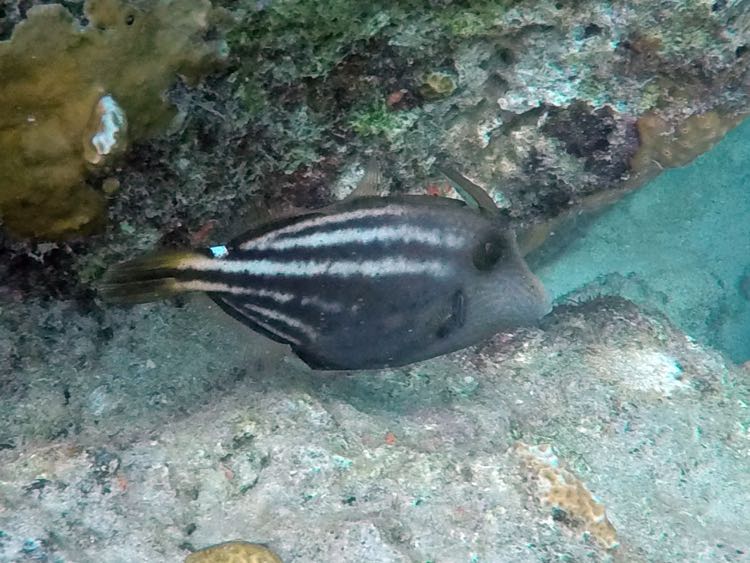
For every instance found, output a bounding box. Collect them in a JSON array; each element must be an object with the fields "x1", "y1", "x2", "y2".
[
  {"x1": 186, "y1": 541, "x2": 283, "y2": 563},
  {"x1": 418, "y1": 71, "x2": 458, "y2": 100},
  {"x1": 0, "y1": 0, "x2": 748, "y2": 299},
  {"x1": 164, "y1": 0, "x2": 750, "y2": 235},
  {"x1": 515, "y1": 442, "x2": 617, "y2": 550},
  {"x1": 0, "y1": 0, "x2": 225, "y2": 239}
]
